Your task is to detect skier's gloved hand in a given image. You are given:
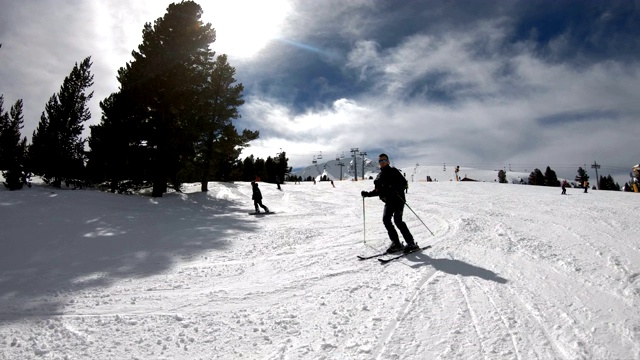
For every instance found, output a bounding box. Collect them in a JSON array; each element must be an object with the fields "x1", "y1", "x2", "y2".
[{"x1": 361, "y1": 190, "x2": 369, "y2": 197}]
